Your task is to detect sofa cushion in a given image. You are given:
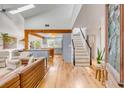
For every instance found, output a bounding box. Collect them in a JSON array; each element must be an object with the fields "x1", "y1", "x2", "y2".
[
  {"x1": 20, "y1": 51, "x2": 30, "y2": 58},
  {"x1": 6, "y1": 59, "x2": 21, "y2": 70},
  {"x1": 28, "y1": 56, "x2": 34, "y2": 64},
  {"x1": 0, "y1": 59, "x2": 6, "y2": 68}
]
